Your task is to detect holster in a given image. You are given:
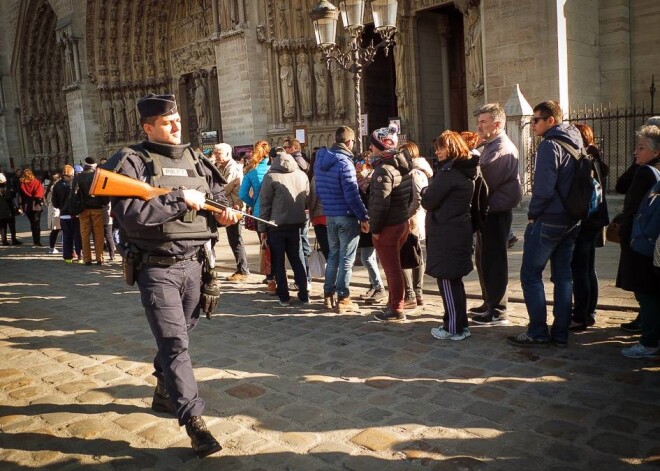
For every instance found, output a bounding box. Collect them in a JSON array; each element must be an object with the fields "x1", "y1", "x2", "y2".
[{"x1": 122, "y1": 246, "x2": 141, "y2": 286}]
